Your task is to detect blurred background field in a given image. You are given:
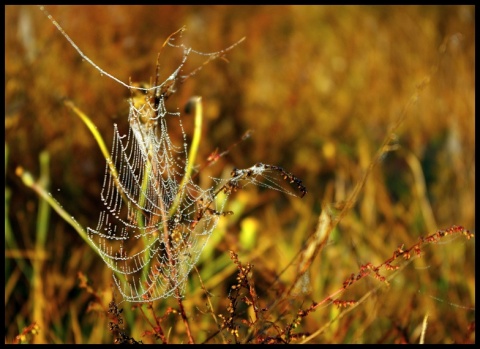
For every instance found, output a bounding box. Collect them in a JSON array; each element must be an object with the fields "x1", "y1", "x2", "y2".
[{"x1": 5, "y1": 5, "x2": 475, "y2": 344}]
